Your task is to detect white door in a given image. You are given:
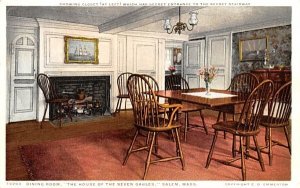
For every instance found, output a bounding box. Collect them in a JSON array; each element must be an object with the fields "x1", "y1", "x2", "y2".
[
  {"x1": 206, "y1": 33, "x2": 232, "y2": 89},
  {"x1": 123, "y1": 36, "x2": 164, "y2": 107},
  {"x1": 9, "y1": 35, "x2": 37, "y2": 122},
  {"x1": 131, "y1": 37, "x2": 160, "y2": 81},
  {"x1": 183, "y1": 39, "x2": 206, "y2": 88}
]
